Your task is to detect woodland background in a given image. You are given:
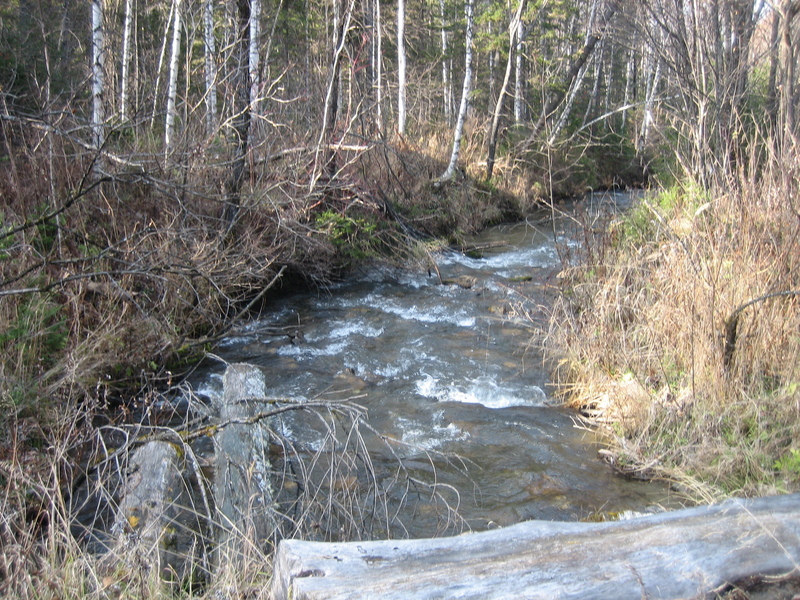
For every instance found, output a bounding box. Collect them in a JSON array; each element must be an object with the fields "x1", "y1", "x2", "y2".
[{"x1": 1, "y1": 0, "x2": 800, "y2": 597}]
